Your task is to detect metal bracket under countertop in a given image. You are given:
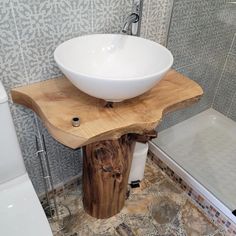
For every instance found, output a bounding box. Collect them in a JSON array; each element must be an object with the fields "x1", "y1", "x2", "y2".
[{"x1": 35, "y1": 135, "x2": 72, "y2": 233}]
